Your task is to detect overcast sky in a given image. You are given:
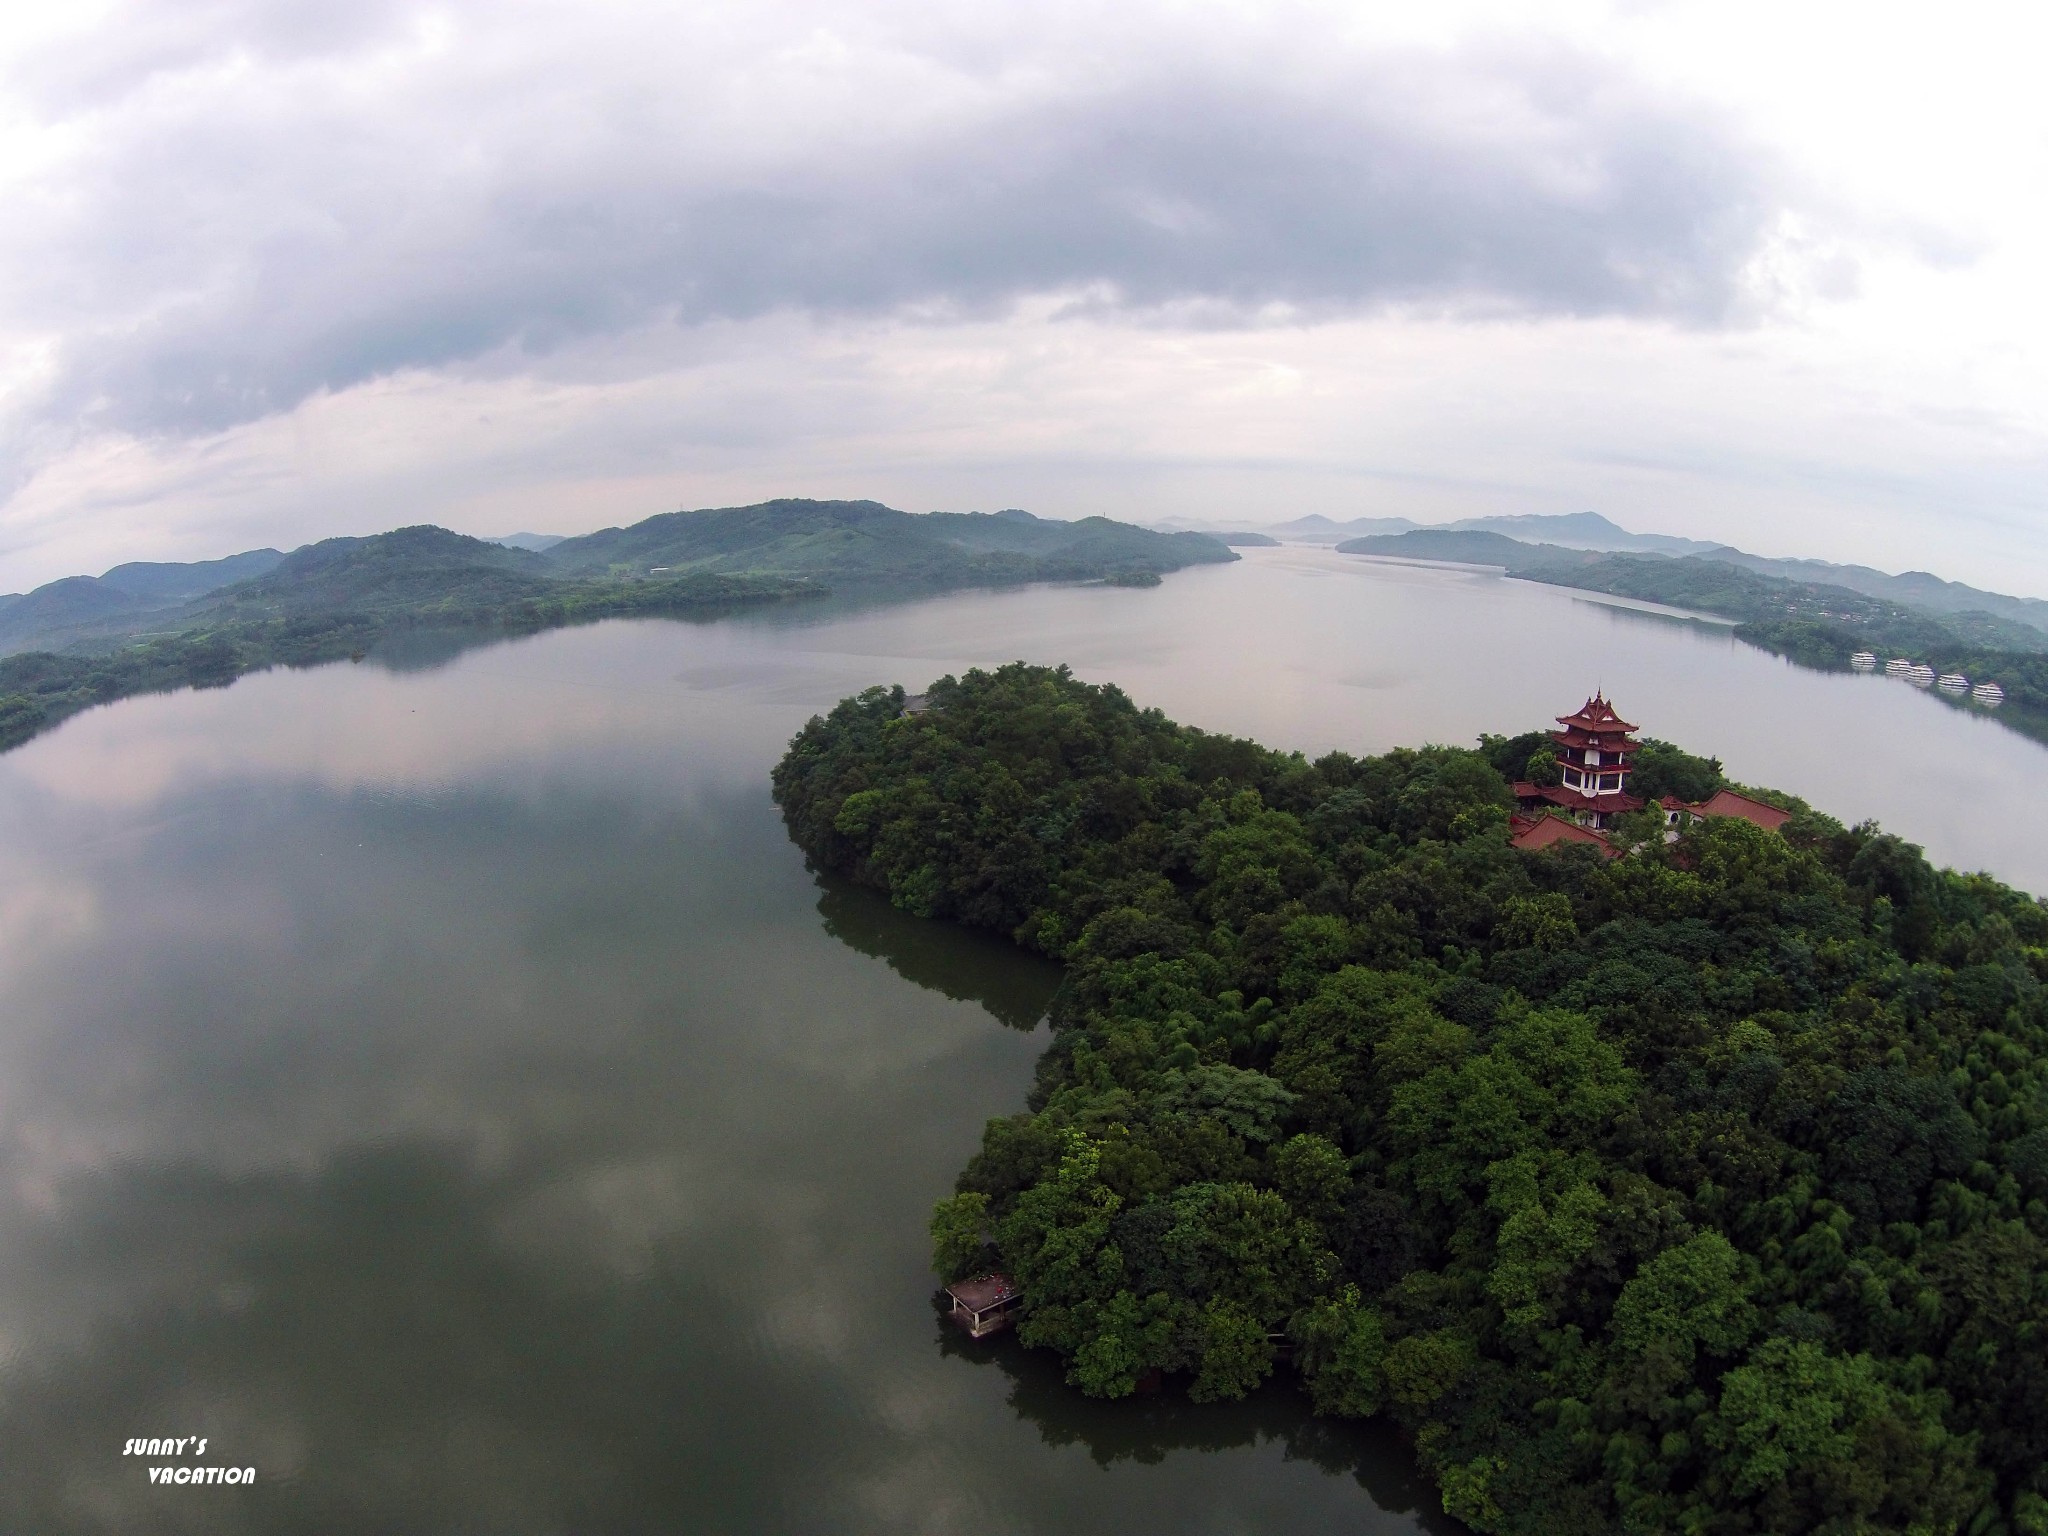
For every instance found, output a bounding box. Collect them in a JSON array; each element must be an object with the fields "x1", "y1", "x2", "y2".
[{"x1": 2, "y1": 0, "x2": 2046, "y2": 592}]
